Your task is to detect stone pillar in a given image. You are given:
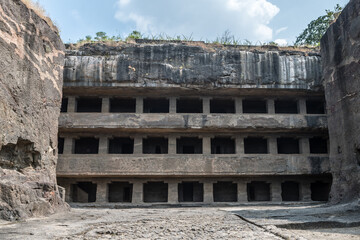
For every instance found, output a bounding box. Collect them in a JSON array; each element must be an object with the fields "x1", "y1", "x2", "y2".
[
  {"x1": 169, "y1": 97, "x2": 177, "y2": 113},
  {"x1": 67, "y1": 97, "x2": 76, "y2": 113},
  {"x1": 167, "y1": 181, "x2": 178, "y2": 204},
  {"x1": 136, "y1": 97, "x2": 143, "y2": 113},
  {"x1": 236, "y1": 136, "x2": 244, "y2": 154},
  {"x1": 203, "y1": 136, "x2": 211, "y2": 154},
  {"x1": 168, "y1": 136, "x2": 177, "y2": 154},
  {"x1": 132, "y1": 181, "x2": 144, "y2": 204},
  {"x1": 96, "y1": 180, "x2": 108, "y2": 203},
  {"x1": 267, "y1": 99, "x2": 275, "y2": 114},
  {"x1": 300, "y1": 182, "x2": 312, "y2": 201},
  {"x1": 235, "y1": 97, "x2": 243, "y2": 114},
  {"x1": 203, "y1": 97, "x2": 210, "y2": 114},
  {"x1": 98, "y1": 136, "x2": 108, "y2": 154},
  {"x1": 299, "y1": 99, "x2": 307, "y2": 114},
  {"x1": 271, "y1": 181, "x2": 282, "y2": 202},
  {"x1": 268, "y1": 137, "x2": 277, "y2": 154},
  {"x1": 63, "y1": 137, "x2": 73, "y2": 154},
  {"x1": 203, "y1": 182, "x2": 214, "y2": 203},
  {"x1": 300, "y1": 138, "x2": 310, "y2": 155},
  {"x1": 134, "y1": 136, "x2": 143, "y2": 154},
  {"x1": 237, "y1": 181, "x2": 248, "y2": 202},
  {"x1": 61, "y1": 182, "x2": 72, "y2": 202},
  {"x1": 101, "y1": 97, "x2": 109, "y2": 113}
]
